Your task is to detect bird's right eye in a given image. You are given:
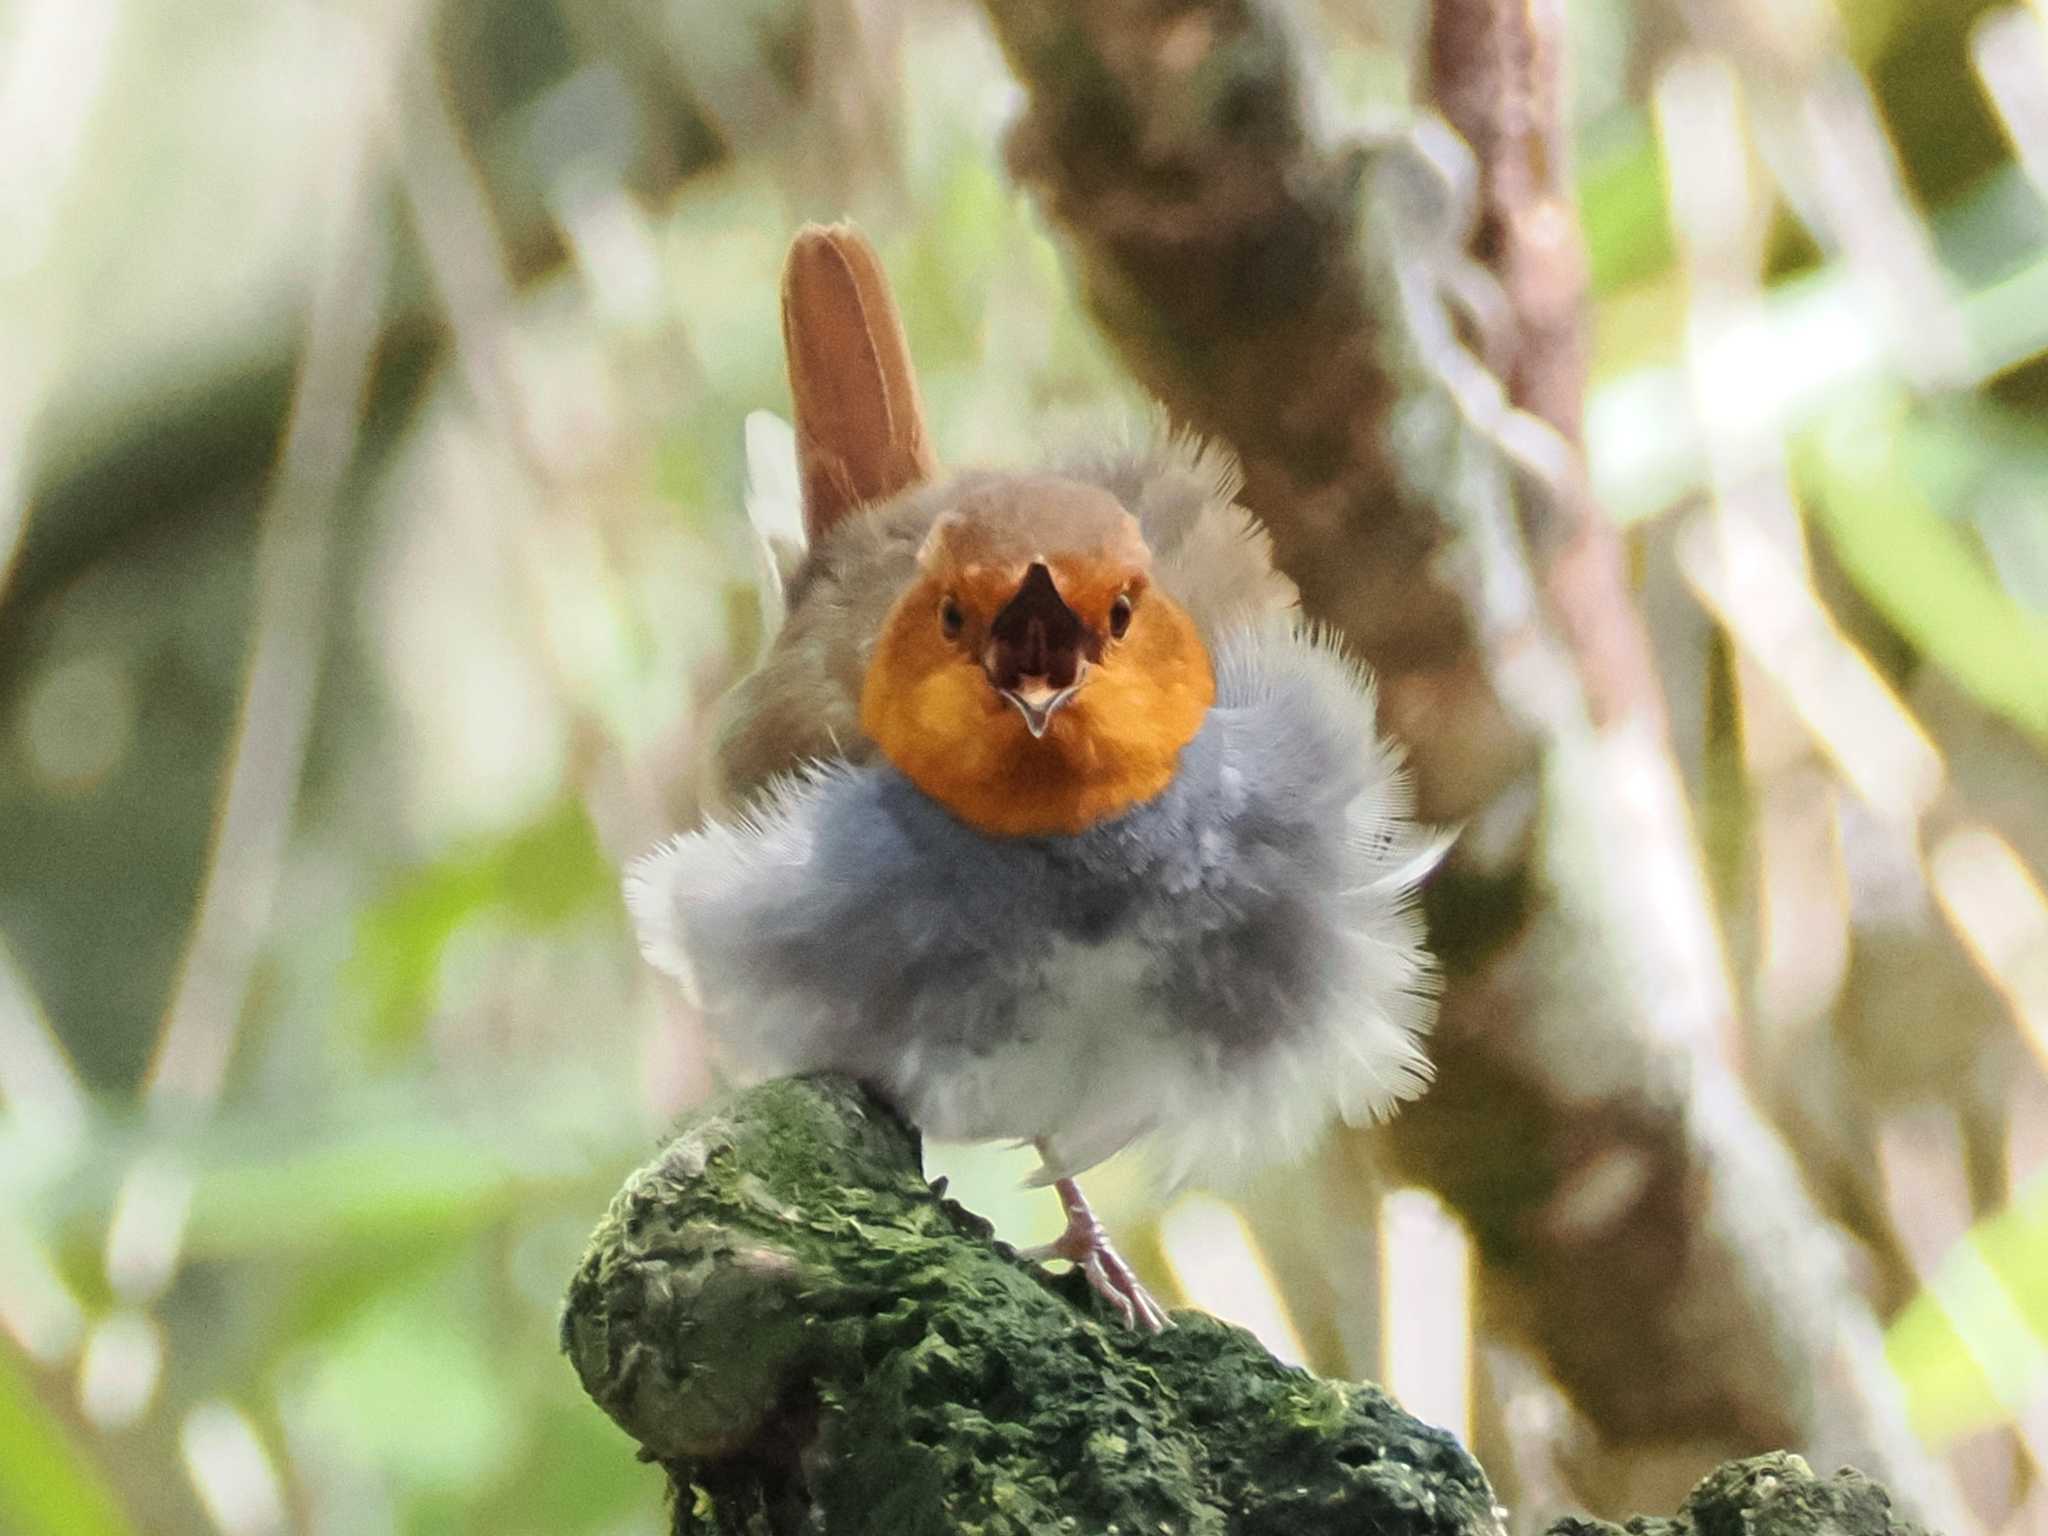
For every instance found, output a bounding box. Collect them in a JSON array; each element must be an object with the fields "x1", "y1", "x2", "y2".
[{"x1": 939, "y1": 596, "x2": 965, "y2": 639}]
